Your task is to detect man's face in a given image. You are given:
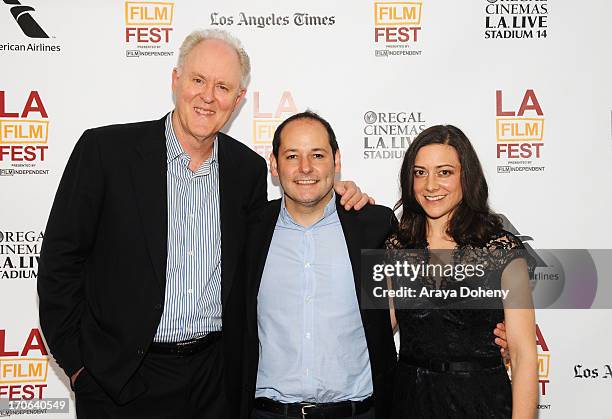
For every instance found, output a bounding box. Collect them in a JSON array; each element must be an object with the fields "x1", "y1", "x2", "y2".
[
  {"x1": 271, "y1": 119, "x2": 340, "y2": 210},
  {"x1": 172, "y1": 39, "x2": 245, "y2": 144}
]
